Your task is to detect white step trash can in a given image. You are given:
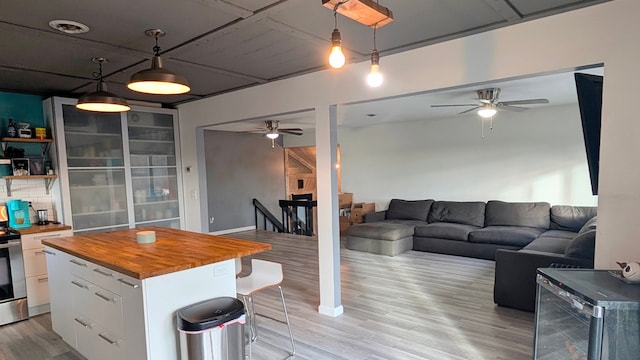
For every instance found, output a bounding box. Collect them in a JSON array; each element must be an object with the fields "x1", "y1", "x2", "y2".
[{"x1": 177, "y1": 297, "x2": 246, "y2": 360}]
